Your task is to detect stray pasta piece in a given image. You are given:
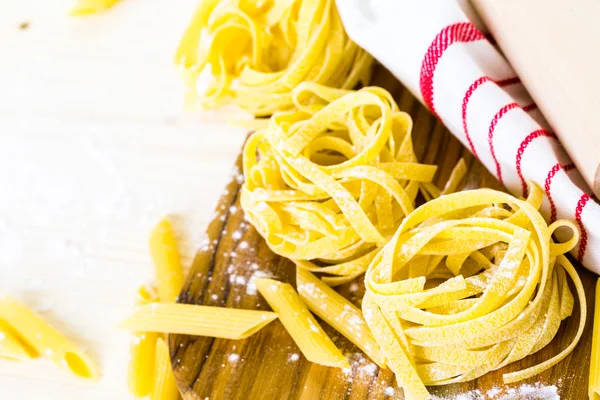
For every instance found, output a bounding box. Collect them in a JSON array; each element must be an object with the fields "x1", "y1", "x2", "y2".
[
  {"x1": 255, "y1": 278, "x2": 349, "y2": 368},
  {"x1": 121, "y1": 303, "x2": 278, "y2": 340},
  {"x1": 174, "y1": 0, "x2": 373, "y2": 116},
  {"x1": 296, "y1": 269, "x2": 384, "y2": 367},
  {"x1": 0, "y1": 323, "x2": 33, "y2": 361},
  {"x1": 0, "y1": 295, "x2": 99, "y2": 380},
  {"x1": 149, "y1": 218, "x2": 185, "y2": 303},
  {"x1": 128, "y1": 285, "x2": 160, "y2": 397},
  {"x1": 363, "y1": 184, "x2": 586, "y2": 400}
]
